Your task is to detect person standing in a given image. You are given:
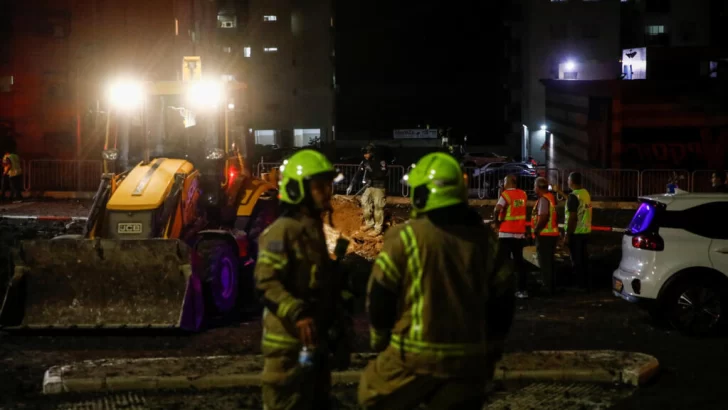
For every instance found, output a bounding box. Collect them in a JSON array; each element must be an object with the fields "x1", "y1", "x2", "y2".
[
  {"x1": 1, "y1": 150, "x2": 23, "y2": 202},
  {"x1": 358, "y1": 152, "x2": 515, "y2": 410},
  {"x1": 347, "y1": 144, "x2": 388, "y2": 236},
  {"x1": 255, "y1": 149, "x2": 342, "y2": 410},
  {"x1": 564, "y1": 172, "x2": 592, "y2": 291},
  {"x1": 493, "y1": 174, "x2": 528, "y2": 298},
  {"x1": 532, "y1": 177, "x2": 559, "y2": 295}
]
